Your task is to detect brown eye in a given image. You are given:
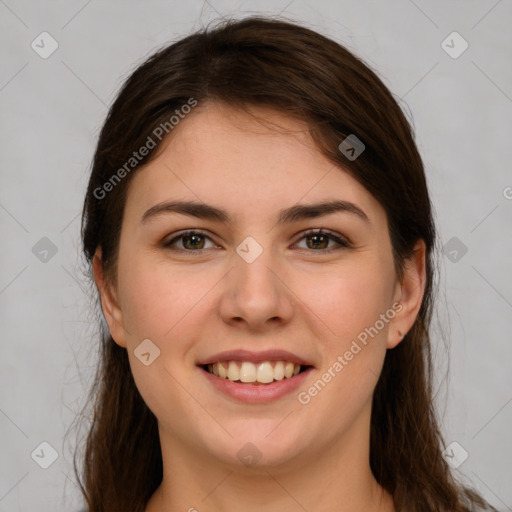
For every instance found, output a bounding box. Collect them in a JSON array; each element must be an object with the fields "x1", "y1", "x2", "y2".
[
  {"x1": 306, "y1": 233, "x2": 329, "y2": 249},
  {"x1": 164, "y1": 230, "x2": 217, "y2": 252},
  {"x1": 295, "y1": 229, "x2": 351, "y2": 253},
  {"x1": 181, "y1": 233, "x2": 205, "y2": 250}
]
